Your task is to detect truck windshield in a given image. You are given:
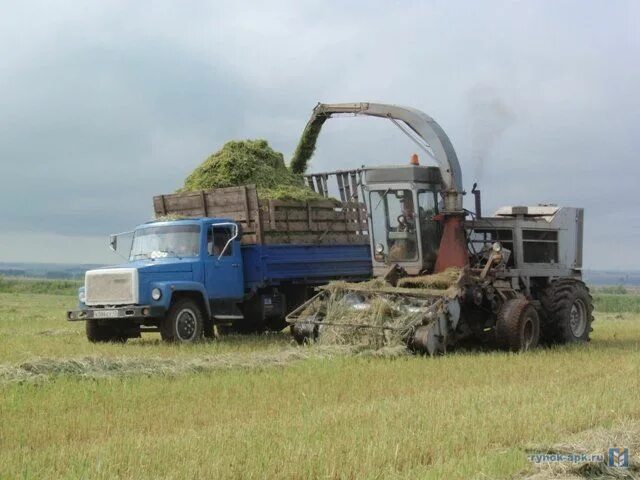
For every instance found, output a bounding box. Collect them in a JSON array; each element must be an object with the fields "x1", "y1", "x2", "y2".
[{"x1": 129, "y1": 224, "x2": 201, "y2": 260}]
